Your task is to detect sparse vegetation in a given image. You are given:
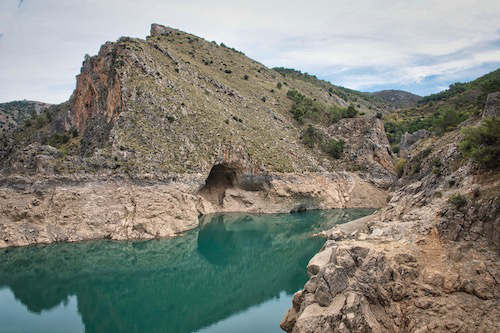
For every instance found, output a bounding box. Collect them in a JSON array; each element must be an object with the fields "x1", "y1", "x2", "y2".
[
  {"x1": 322, "y1": 138, "x2": 345, "y2": 159},
  {"x1": 459, "y1": 117, "x2": 500, "y2": 169},
  {"x1": 431, "y1": 106, "x2": 468, "y2": 134},
  {"x1": 448, "y1": 193, "x2": 467, "y2": 209},
  {"x1": 287, "y1": 89, "x2": 358, "y2": 124},
  {"x1": 48, "y1": 132, "x2": 70, "y2": 146},
  {"x1": 395, "y1": 158, "x2": 406, "y2": 178}
]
